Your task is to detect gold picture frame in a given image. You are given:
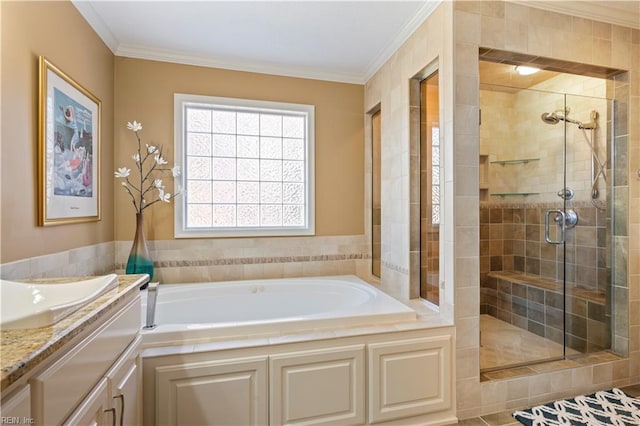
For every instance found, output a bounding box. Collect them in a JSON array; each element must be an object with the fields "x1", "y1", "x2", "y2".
[{"x1": 38, "y1": 56, "x2": 101, "y2": 225}]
